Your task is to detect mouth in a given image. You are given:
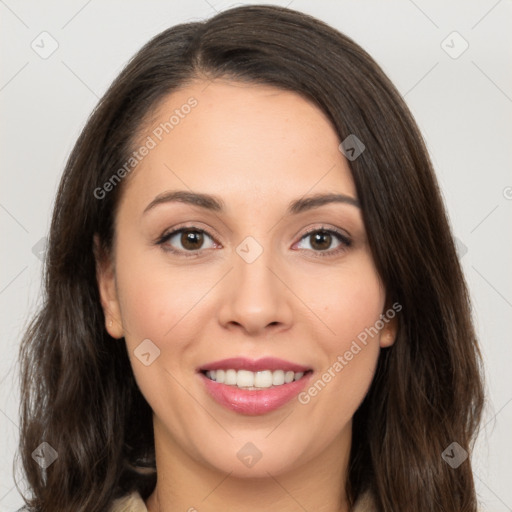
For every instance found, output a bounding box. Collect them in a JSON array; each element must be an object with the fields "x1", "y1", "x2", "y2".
[
  {"x1": 200, "y1": 368, "x2": 313, "y2": 390},
  {"x1": 197, "y1": 357, "x2": 314, "y2": 415}
]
